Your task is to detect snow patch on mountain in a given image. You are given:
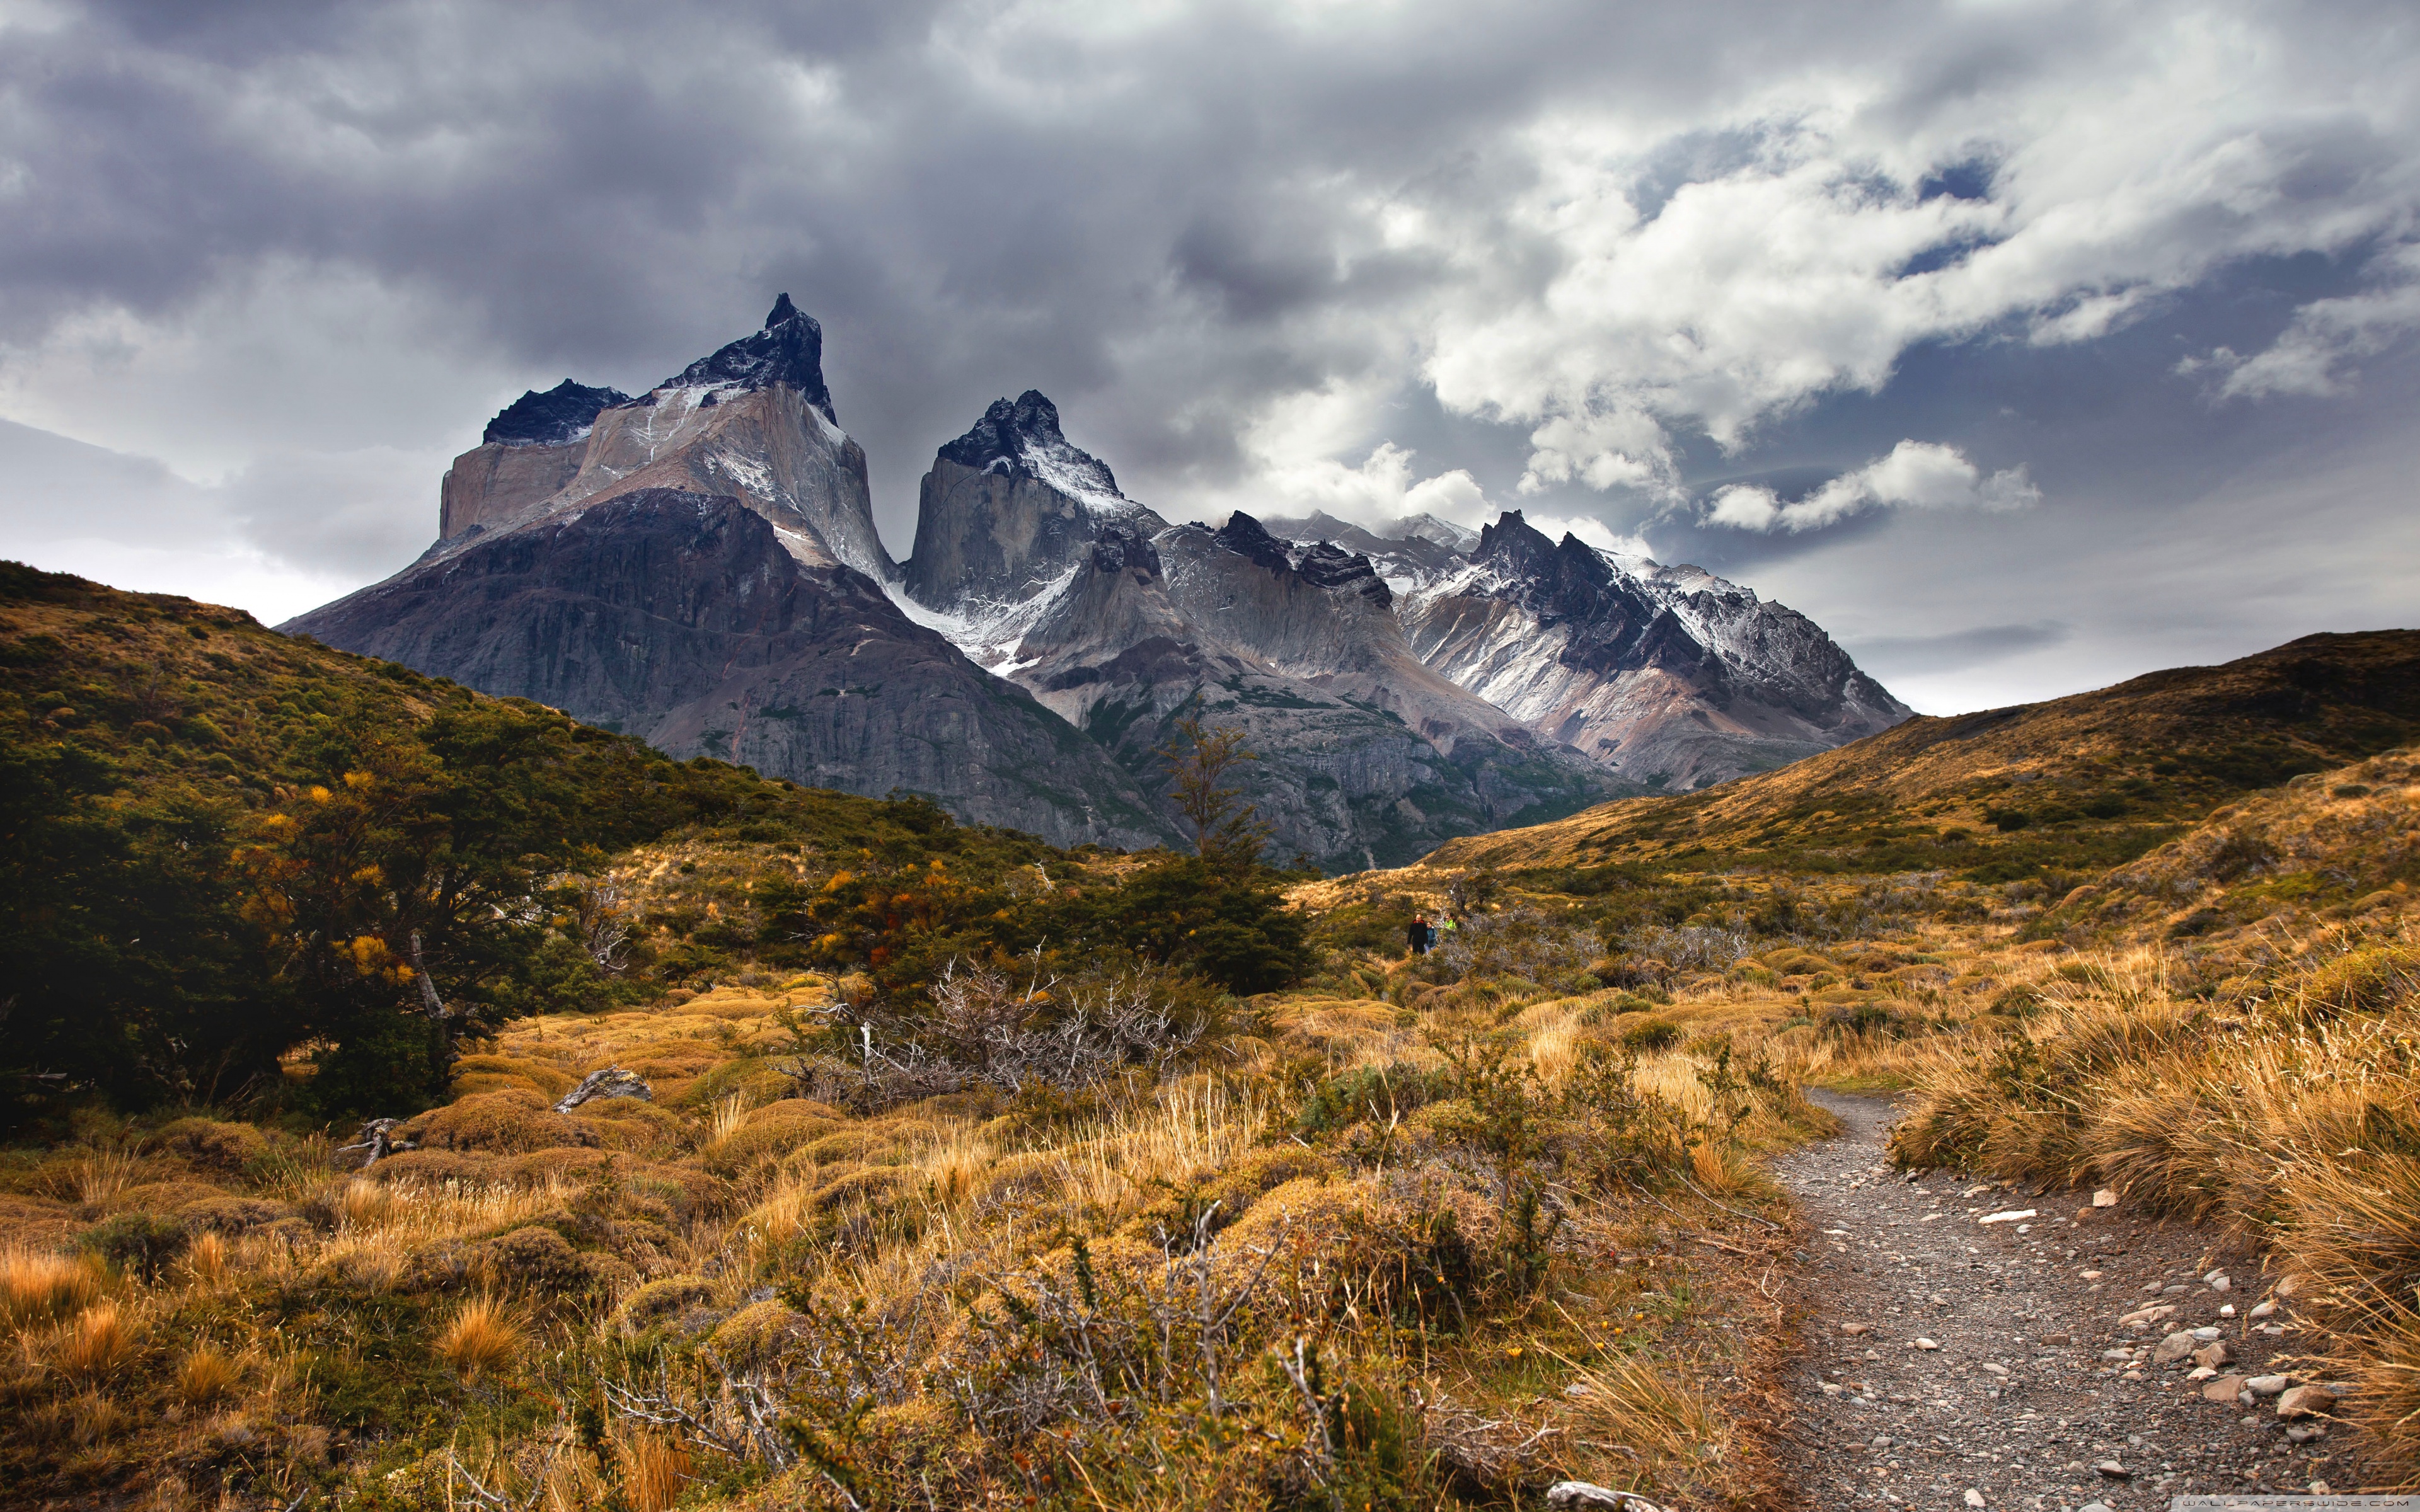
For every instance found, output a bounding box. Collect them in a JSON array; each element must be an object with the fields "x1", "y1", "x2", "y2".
[
  {"x1": 937, "y1": 390, "x2": 1141, "y2": 518},
  {"x1": 881, "y1": 566, "x2": 1079, "y2": 677}
]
